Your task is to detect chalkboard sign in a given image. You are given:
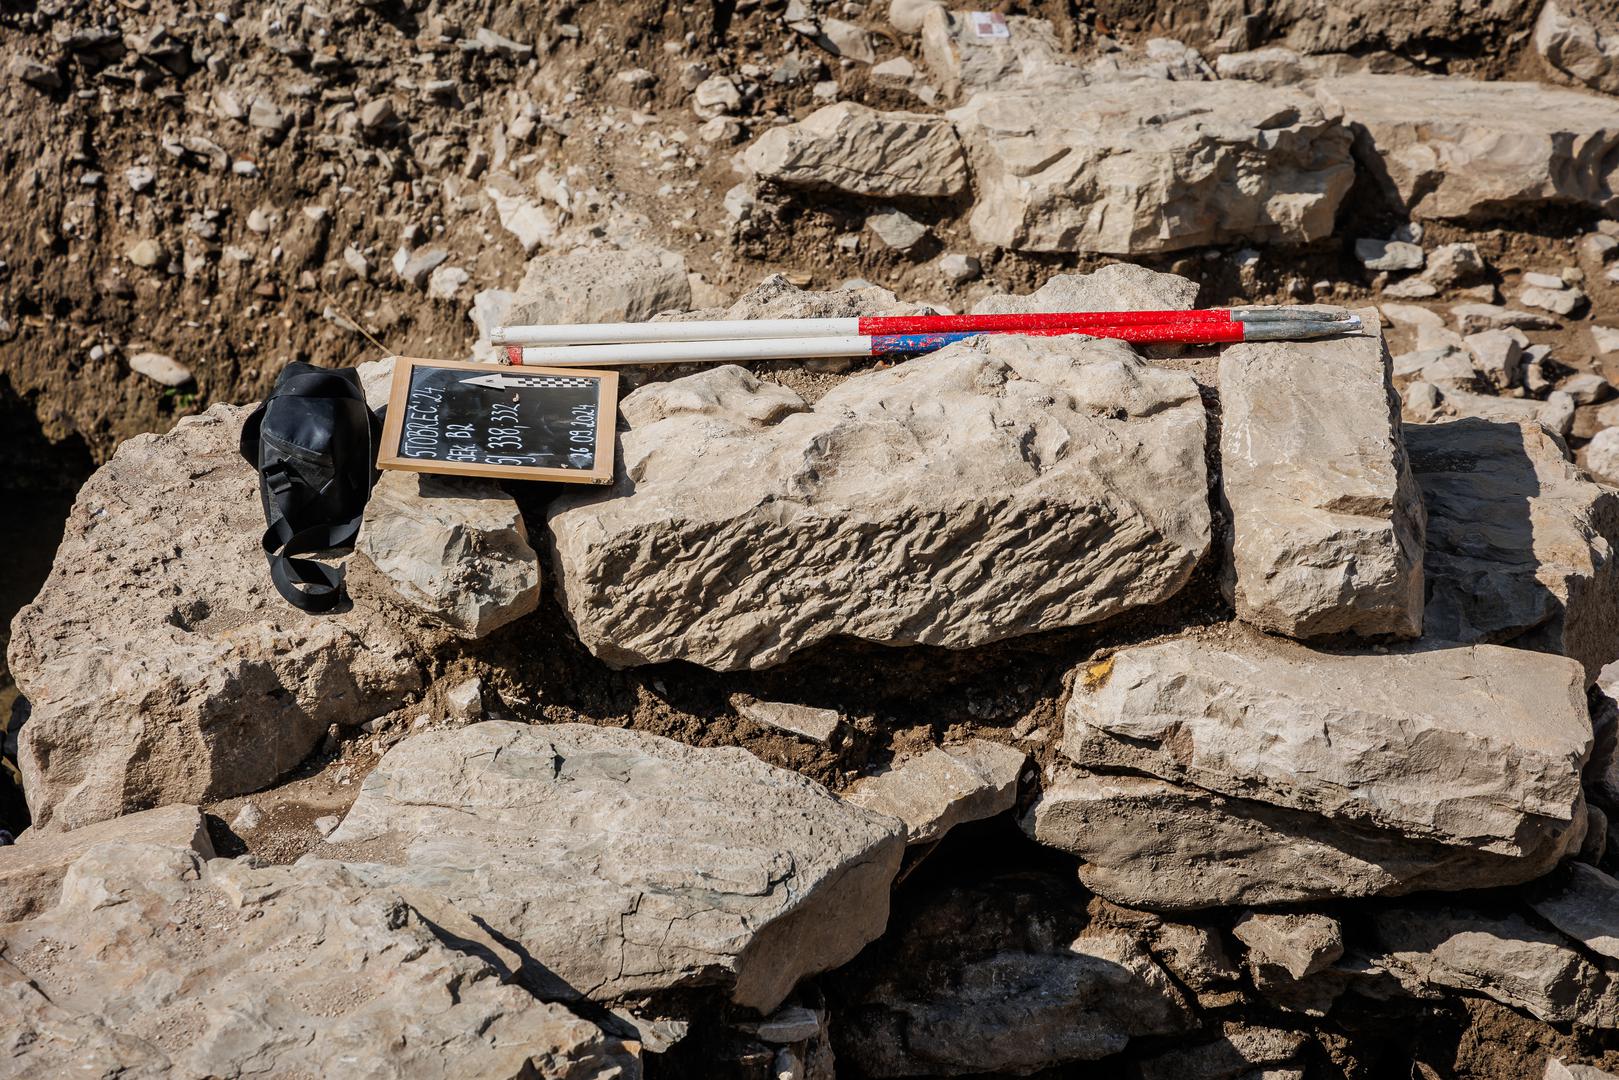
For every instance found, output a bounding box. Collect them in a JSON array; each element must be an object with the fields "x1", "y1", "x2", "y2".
[{"x1": 376, "y1": 357, "x2": 618, "y2": 484}]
